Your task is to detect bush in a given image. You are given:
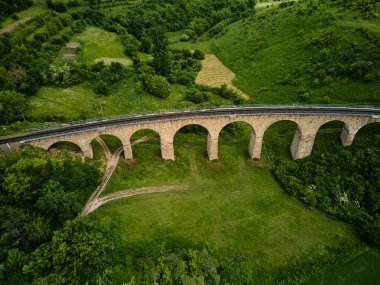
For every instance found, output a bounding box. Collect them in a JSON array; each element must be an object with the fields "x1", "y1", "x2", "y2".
[
  {"x1": 185, "y1": 88, "x2": 210, "y2": 103},
  {"x1": 322, "y1": 96, "x2": 331, "y2": 104},
  {"x1": 142, "y1": 75, "x2": 171, "y2": 98},
  {"x1": 0, "y1": 90, "x2": 26, "y2": 124},
  {"x1": 193, "y1": 49, "x2": 205, "y2": 60},
  {"x1": 93, "y1": 80, "x2": 111, "y2": 95}
]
